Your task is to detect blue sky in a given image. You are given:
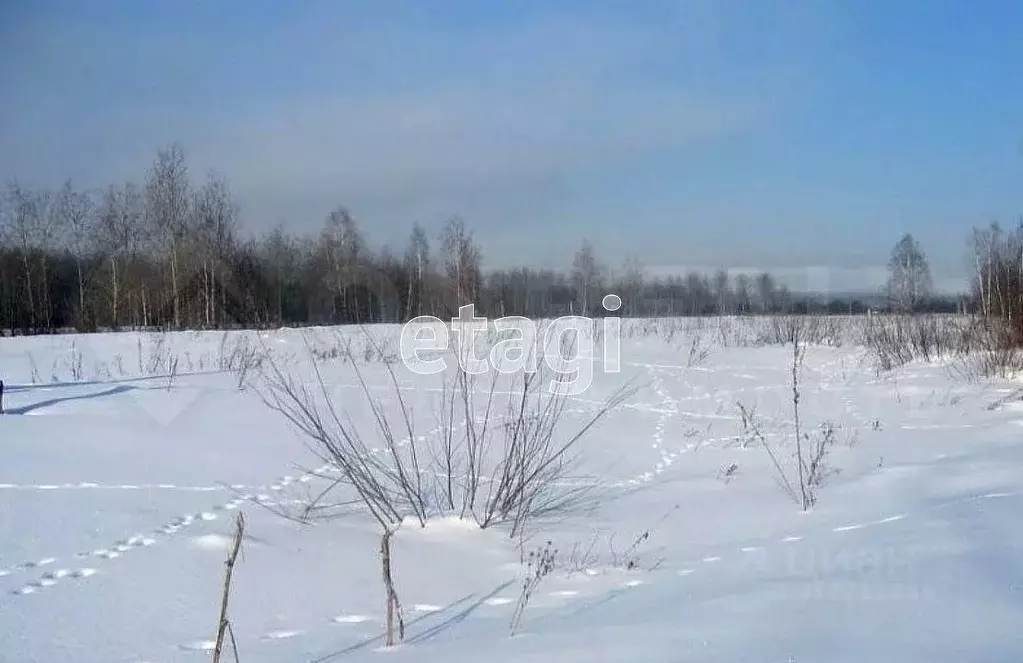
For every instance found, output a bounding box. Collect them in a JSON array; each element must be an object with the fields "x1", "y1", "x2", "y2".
[{"x1": 3, "y1": 1, "x2": 1022, "y2": 293}]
